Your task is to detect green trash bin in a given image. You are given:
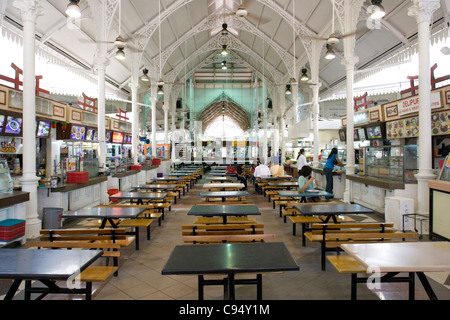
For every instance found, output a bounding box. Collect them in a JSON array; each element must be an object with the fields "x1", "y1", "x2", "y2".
[{"x1": 42, "y1": 207, "x2": 63, "y2": 229}]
